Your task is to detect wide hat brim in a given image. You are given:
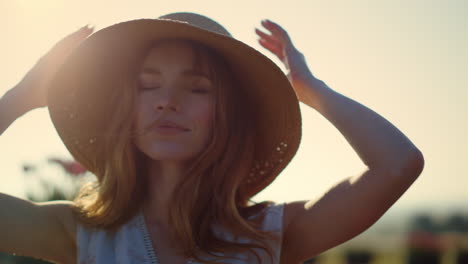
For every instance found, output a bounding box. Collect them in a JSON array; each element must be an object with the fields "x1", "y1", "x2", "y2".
[{"x1": 48, "y1": 14, "x2": 302, "y2": 199}]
